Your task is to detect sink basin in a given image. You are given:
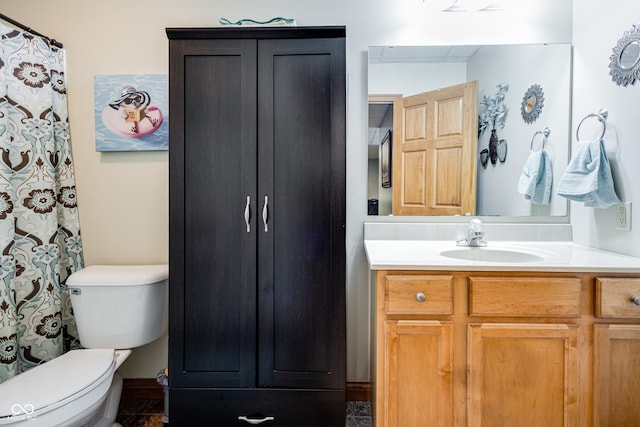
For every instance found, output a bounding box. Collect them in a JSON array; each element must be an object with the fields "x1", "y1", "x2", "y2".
[{"x1": 440, "y1": 248, "x2": 545, "y2": 263}]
